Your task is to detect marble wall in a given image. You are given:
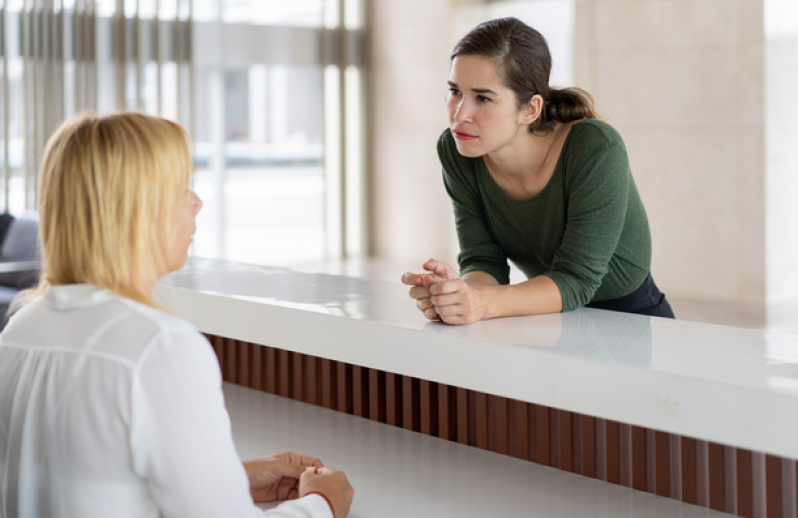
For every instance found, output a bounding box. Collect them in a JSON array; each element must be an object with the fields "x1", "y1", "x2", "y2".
[{"x1": 368, "y1": 0, "x2": 797, "y2": 309}]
